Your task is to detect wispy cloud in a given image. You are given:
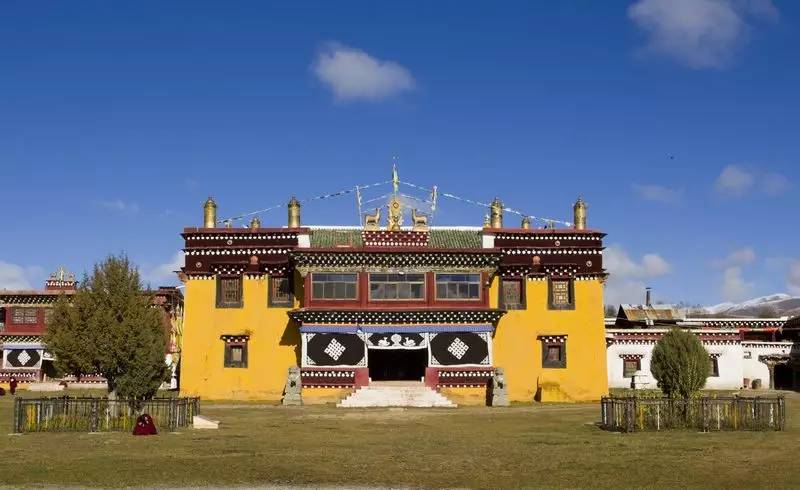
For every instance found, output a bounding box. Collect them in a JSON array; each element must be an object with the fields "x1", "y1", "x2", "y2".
[
  {"x1": 603, "y1": 244, "x2": 672, "y2": 306},
  {"x1": 0, "y1": 260, "x2": 38, "y2": 290},
  {"x1": 711, "y1": 247, "x2": 756, "y2": 269},
  {"x1": 312, "y1": 42, "x2": 415, "y2": 102},
  {"x1": 721, "y1": 266, "x2": 755, "y2": 301},
  {"x1": 788, "y1": 261, "x2": 800, "y2": 296},
  {"x1": 632, "y1": 184, "x2": 683, "y2": 204},
  {"x1": 714, "y1": 165, "x2": 791, "y2": 197},
  {"x1": 141, "y1": 251, "x2": 183, "y2": 287},
  {"x1": 628, "y1": 0, "x2": 779, "y2": 69},
  {"x1": 95, "y1": 199, "x2": 140, "y2": 214}
]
